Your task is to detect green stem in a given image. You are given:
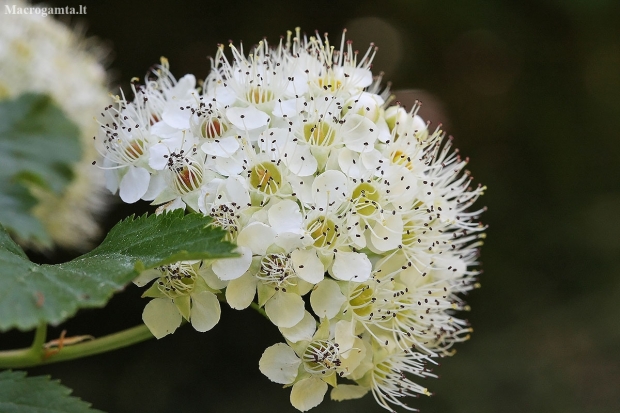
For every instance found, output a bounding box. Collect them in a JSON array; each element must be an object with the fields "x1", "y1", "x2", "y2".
[
  {"x1": 32, "y1": 322, "x2": 48, "y2": 352},
  {"x1": 250, "y1": 302, "x2": 269, "y2": 321},
  {"x1": 0, "y1": 324, "x2": 153, "y2": 369}
]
